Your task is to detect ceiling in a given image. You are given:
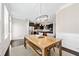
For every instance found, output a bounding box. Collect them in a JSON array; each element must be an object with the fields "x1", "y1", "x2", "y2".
[{"x1": 5, "y1": 3, "x2": 66, "y2": 23}]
